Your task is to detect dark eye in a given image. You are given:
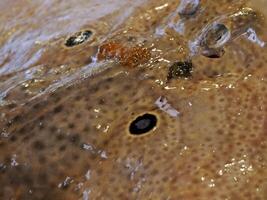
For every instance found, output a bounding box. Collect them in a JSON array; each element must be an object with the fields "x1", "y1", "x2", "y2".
[
  {"x1": 204, "y1": 23, "x2": 230, "y2": 49},
  {"x1": 129, "y1": 113, "x2": 157, "y2": 135},
  {"x1": 65, "y1": 30, "x2": 93, "y2": 47}
]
